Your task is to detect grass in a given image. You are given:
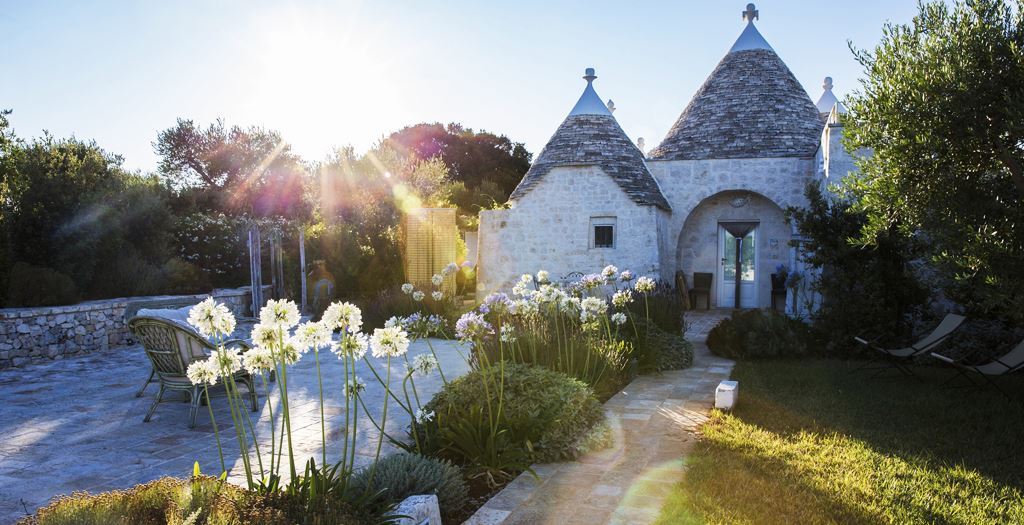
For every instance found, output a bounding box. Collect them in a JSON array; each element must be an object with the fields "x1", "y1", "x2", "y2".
[{"x1": 655, "y1": 359, "x2": 1024, "y2": 525}]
